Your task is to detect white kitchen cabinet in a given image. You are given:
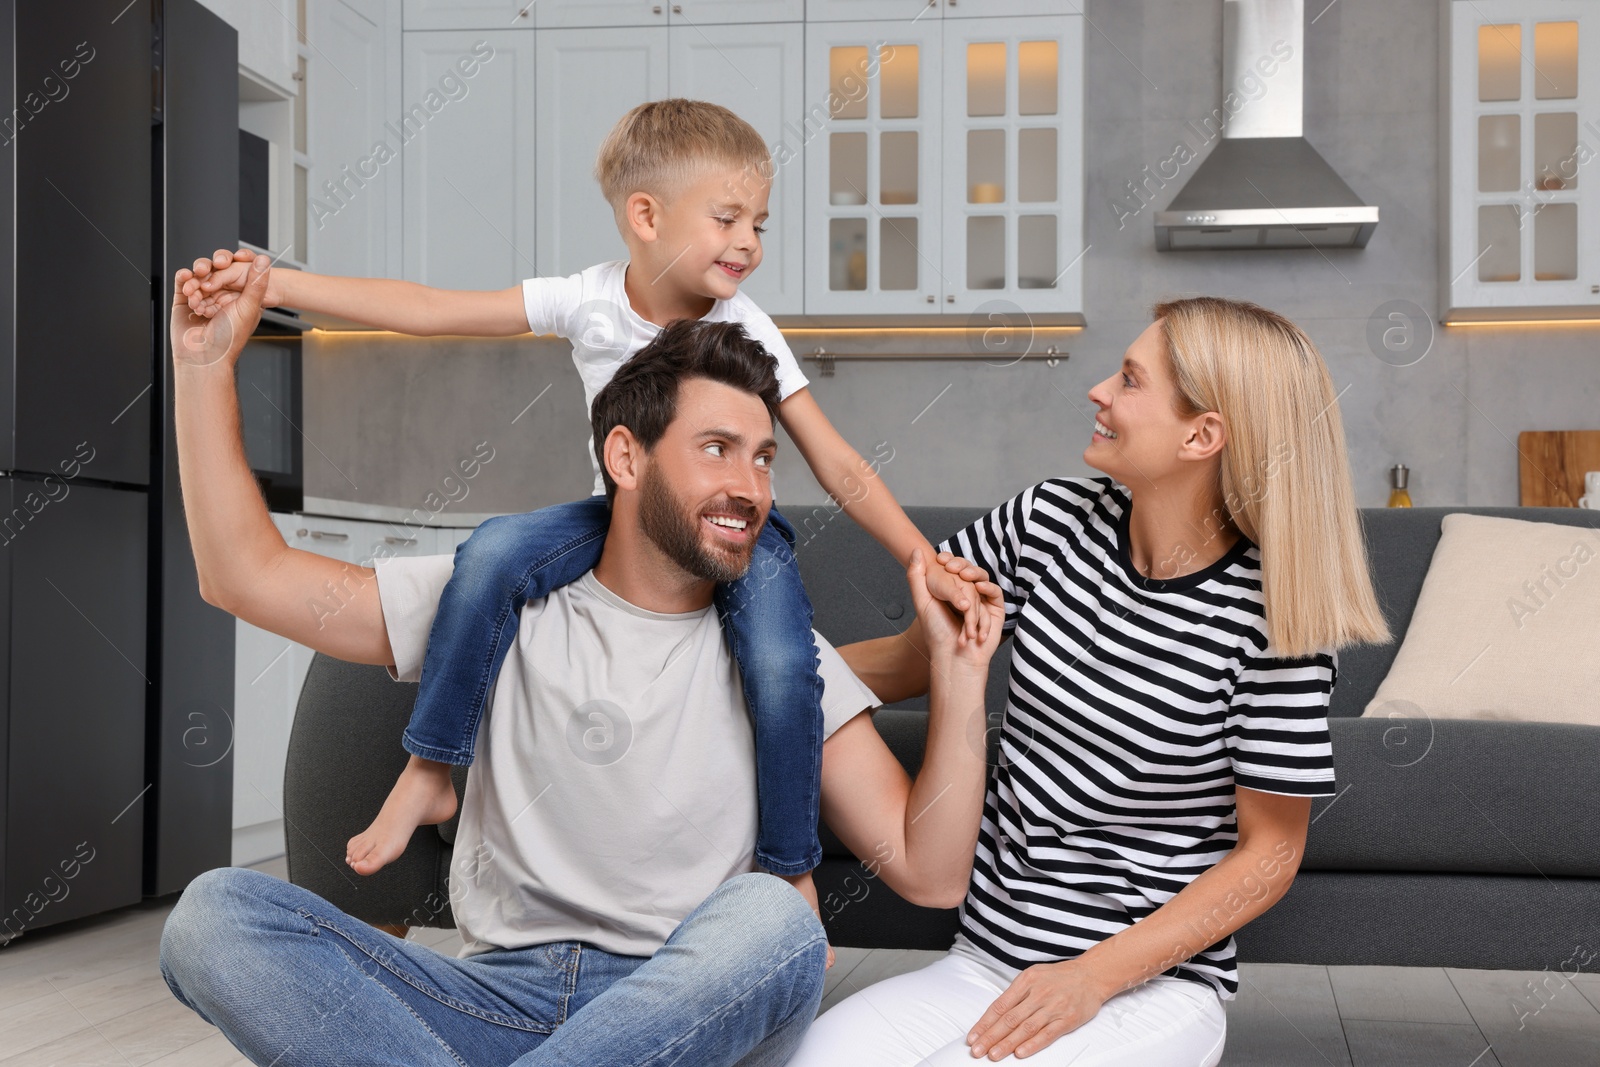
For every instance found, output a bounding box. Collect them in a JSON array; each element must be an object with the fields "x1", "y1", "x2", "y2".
[
  {"x1": 669, "y1": 22, "x2": 807, "y2": 314},
  {"x1": 939, "y1": 15, "x2": 1083, "y2": 315},
  {"x1": 803, "y1": 21, "x2": 945, "y2": 314},
  {"x1": 404, "y1": 0, "x2": 538, "y2": 30},
  {"x1": 530, "y1": 0, "x2": 802, "y2": 28},
  {"x1": 307, "y1": 0, "x2": 400, "y2": 279},
  {"x1": 401, "y1": 31, "x2": 538, "y2": 290},
  {"x1": 196, "y1": 0, "x2": 300, "y2": 96},
  {"x1": 232, "y1": 512, "x2": 456, "y2": 865},
  {"x1": 217, "y1": 0, "x2": 306, "y2": 269},
  {"x1": 535, "y1": 28, "x2": 671, "y2": 278},
  {"x1": 351, "y1": 519, "x2": 443, "y2": 565},
  {"x1": 806, "y1": 0, "x2": 937, "y2": 20},
  {"x1": 535, "y1": 0, "x2": 670, "y2": 27},
  {"x1": 231, "y1": 513, "x2": 347, "y2": 864},
  {"x1": 806, "y1": 0, "x2": 1056, "y2": 21},
  {"x1": 942, "y1": 0, "x2": 1066, "y2": 16},
  {"x1": 232, "y1": 611, "x2": 295, "y2": 850},
  {"x1": 440, "y1": 525, "x2": 478, "y2": 553},
  {"x1": 667, "y1": 1, "x2": 804, "y2": 22},
  {"x1": 533, "y1": 23, "x2": 802, "y2": 305},
  {"x1": 804, "y1": 14, "x2": 1082, "y2": 316},
  {"x1": 380, "y1": 7, "x2": 1082, "y2": 320},
  {"x1": 285, "y1": 513, "x2": 447, "y2": 562},
  {"x1": 1443, "y1": 0, "x2": 1600, "y2": 321}
]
